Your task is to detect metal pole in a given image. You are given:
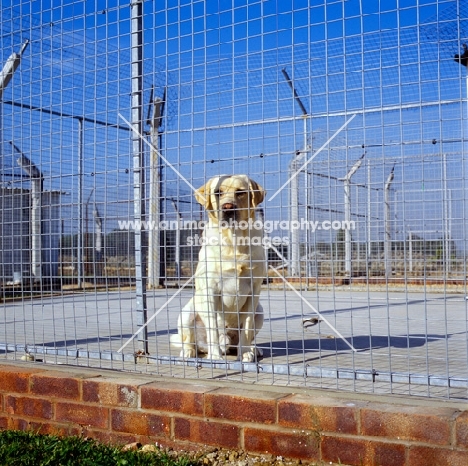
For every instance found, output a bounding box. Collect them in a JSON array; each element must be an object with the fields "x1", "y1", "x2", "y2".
[
  {"x1": 131, "y1": 0, "x2": 148, "y2": 354},
  {"x1": 0, "y1": 40, "x2": 29, "y2": 100},
  {"x1": 442, "y1": 152, "x2": 450, "y2": 275},
  {"x1": 367, "y1": 161, "x2": 371, "y2": 262},
  {"x1": 77, "y1": 117, "x2": 84, "y2": 288},
  {"x1": 30, "y1": 176, "x2": 42, "y2": 282},
  {"x1": 303, "y1": 116, "x2": 310, "y2": 280},
  {"x1": 84, "y1": 188, "x2": 95, "y2": 276},
  {"x1": 344, "y1": 178, "x2": 351, "y2": 276},
  {"x1": 341, "y1": 153, "x2": 365, "y2": 276},
  {"x1": 1, "y1": 42, "x2": 30, "y2": 283},
  {"x1": 171, "y1": 199, "x2": 182, "y2": 286},
  {"x1": 289, "y1": 155, "x2": 301, "y2": 276},
  {"x1": 93, "y1": 204, "x2": 103, "y2": 278},
  {"x1": 281, "y1": 68, "x2": 308, "y2": 115},
  {"x1": 15, "y1": 147, "x2": 43, "y2": 282},
  {"x1": 147, "y1": 98, "x2": 163, "y2": 289},
  {"x1": 408, "y1": 230, "x2": 413, "y2": 274},
  {"x1": 281, "y1": 69, "x2": 309, "y2": 278},
  {"x1": 384, "y1": 167, "x2": 395, "y2": 278}
]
